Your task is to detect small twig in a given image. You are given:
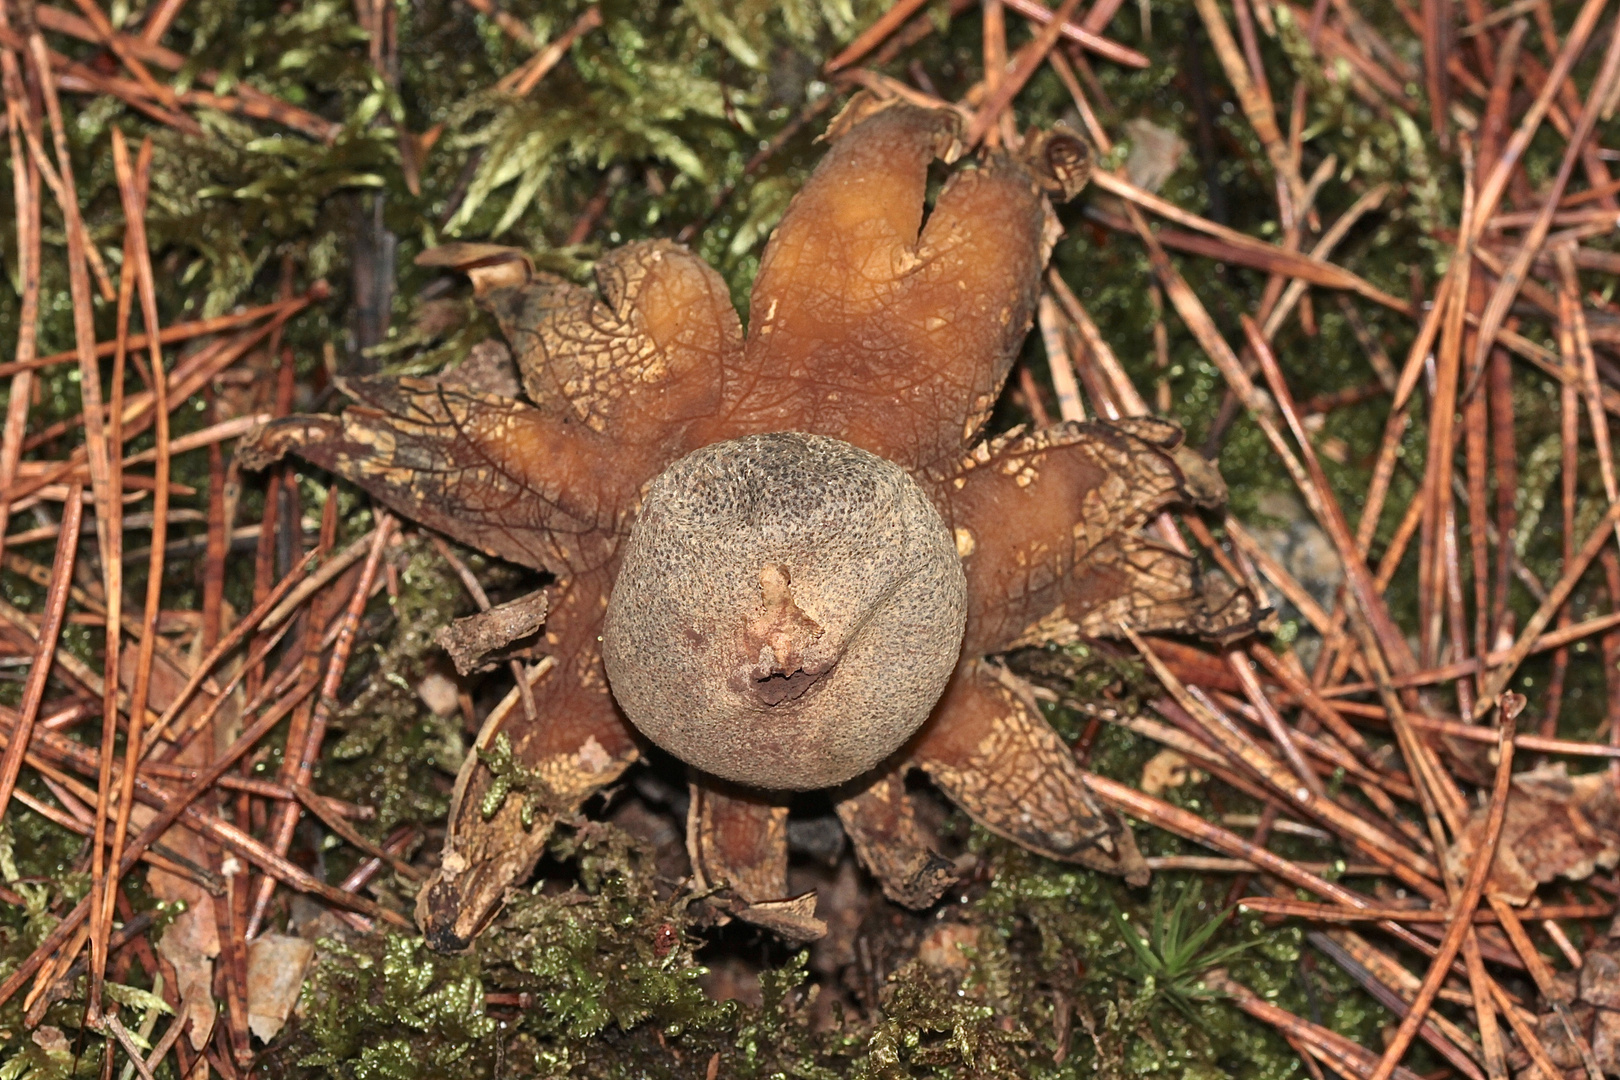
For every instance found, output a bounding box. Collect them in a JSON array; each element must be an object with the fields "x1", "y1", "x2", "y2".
[
  {"x1": 1367, "y1": 701, "x2": 1518, "y2": 1080},
  {"x1": 139, "y1": 546, "x2": 320, "y2": 756},
  {"x1": 1467, "y1": 0, "x2": 1616, "y2": 373},
  {"x1": 0, "y1": 480, "x2": 80, "y2": 823},
  {"x1": 245, "y1": 516, "x2": 397, "y2": 938},
  {"x1": 259, "y1": 532, "x2": 373, "y2": 634},
  {"x1": 1189, "y1": 0, "x2": 1303, "y2": 209},
  {"x1": 1036, "y1": 294, "x2": 1085, "y2": 422},
  {"x1": 0, "y1": 291, "x2": 321, "y2": 381},
  {"x1": 825, "y1": 0, "x2": 933, "y2": 71},
  {"x1": 291, "y1": 785, "x2": 423, "y2": 881},
  {"x1": 1217, "y1": 970, "x2": 1429, "y2": 1080},
  {"x1": 963, "y1": 0, "x2": 1083, "y2": 147},
  {"x1": 1239, "y1": 898, "x2": 1611, "y2": 924},
  {"x1": 0, "y1": 51, "x2": 42, "y2": 570},
  {"x1": 1477, "y1": 499, "x2": 1620, "y2": 715},
  {"x1": 456, "y1": 0, "x2": 538, "y2": 47},
  {"x1": 1131, "y1": 631, "x2": 1440, "y2": 885},
  {"x1": 493, "y1": 6, "x2": 602, "y2": 96},
  {"x1": 104, "y1": 1013, "x2": 160, "y2": 1080},
  {"x1": 996, "y1": 0, "x2": 1148, "y2": 67},
  {"x1": 98, "y1": 132, "x2": 169, "y2": 1012}
]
